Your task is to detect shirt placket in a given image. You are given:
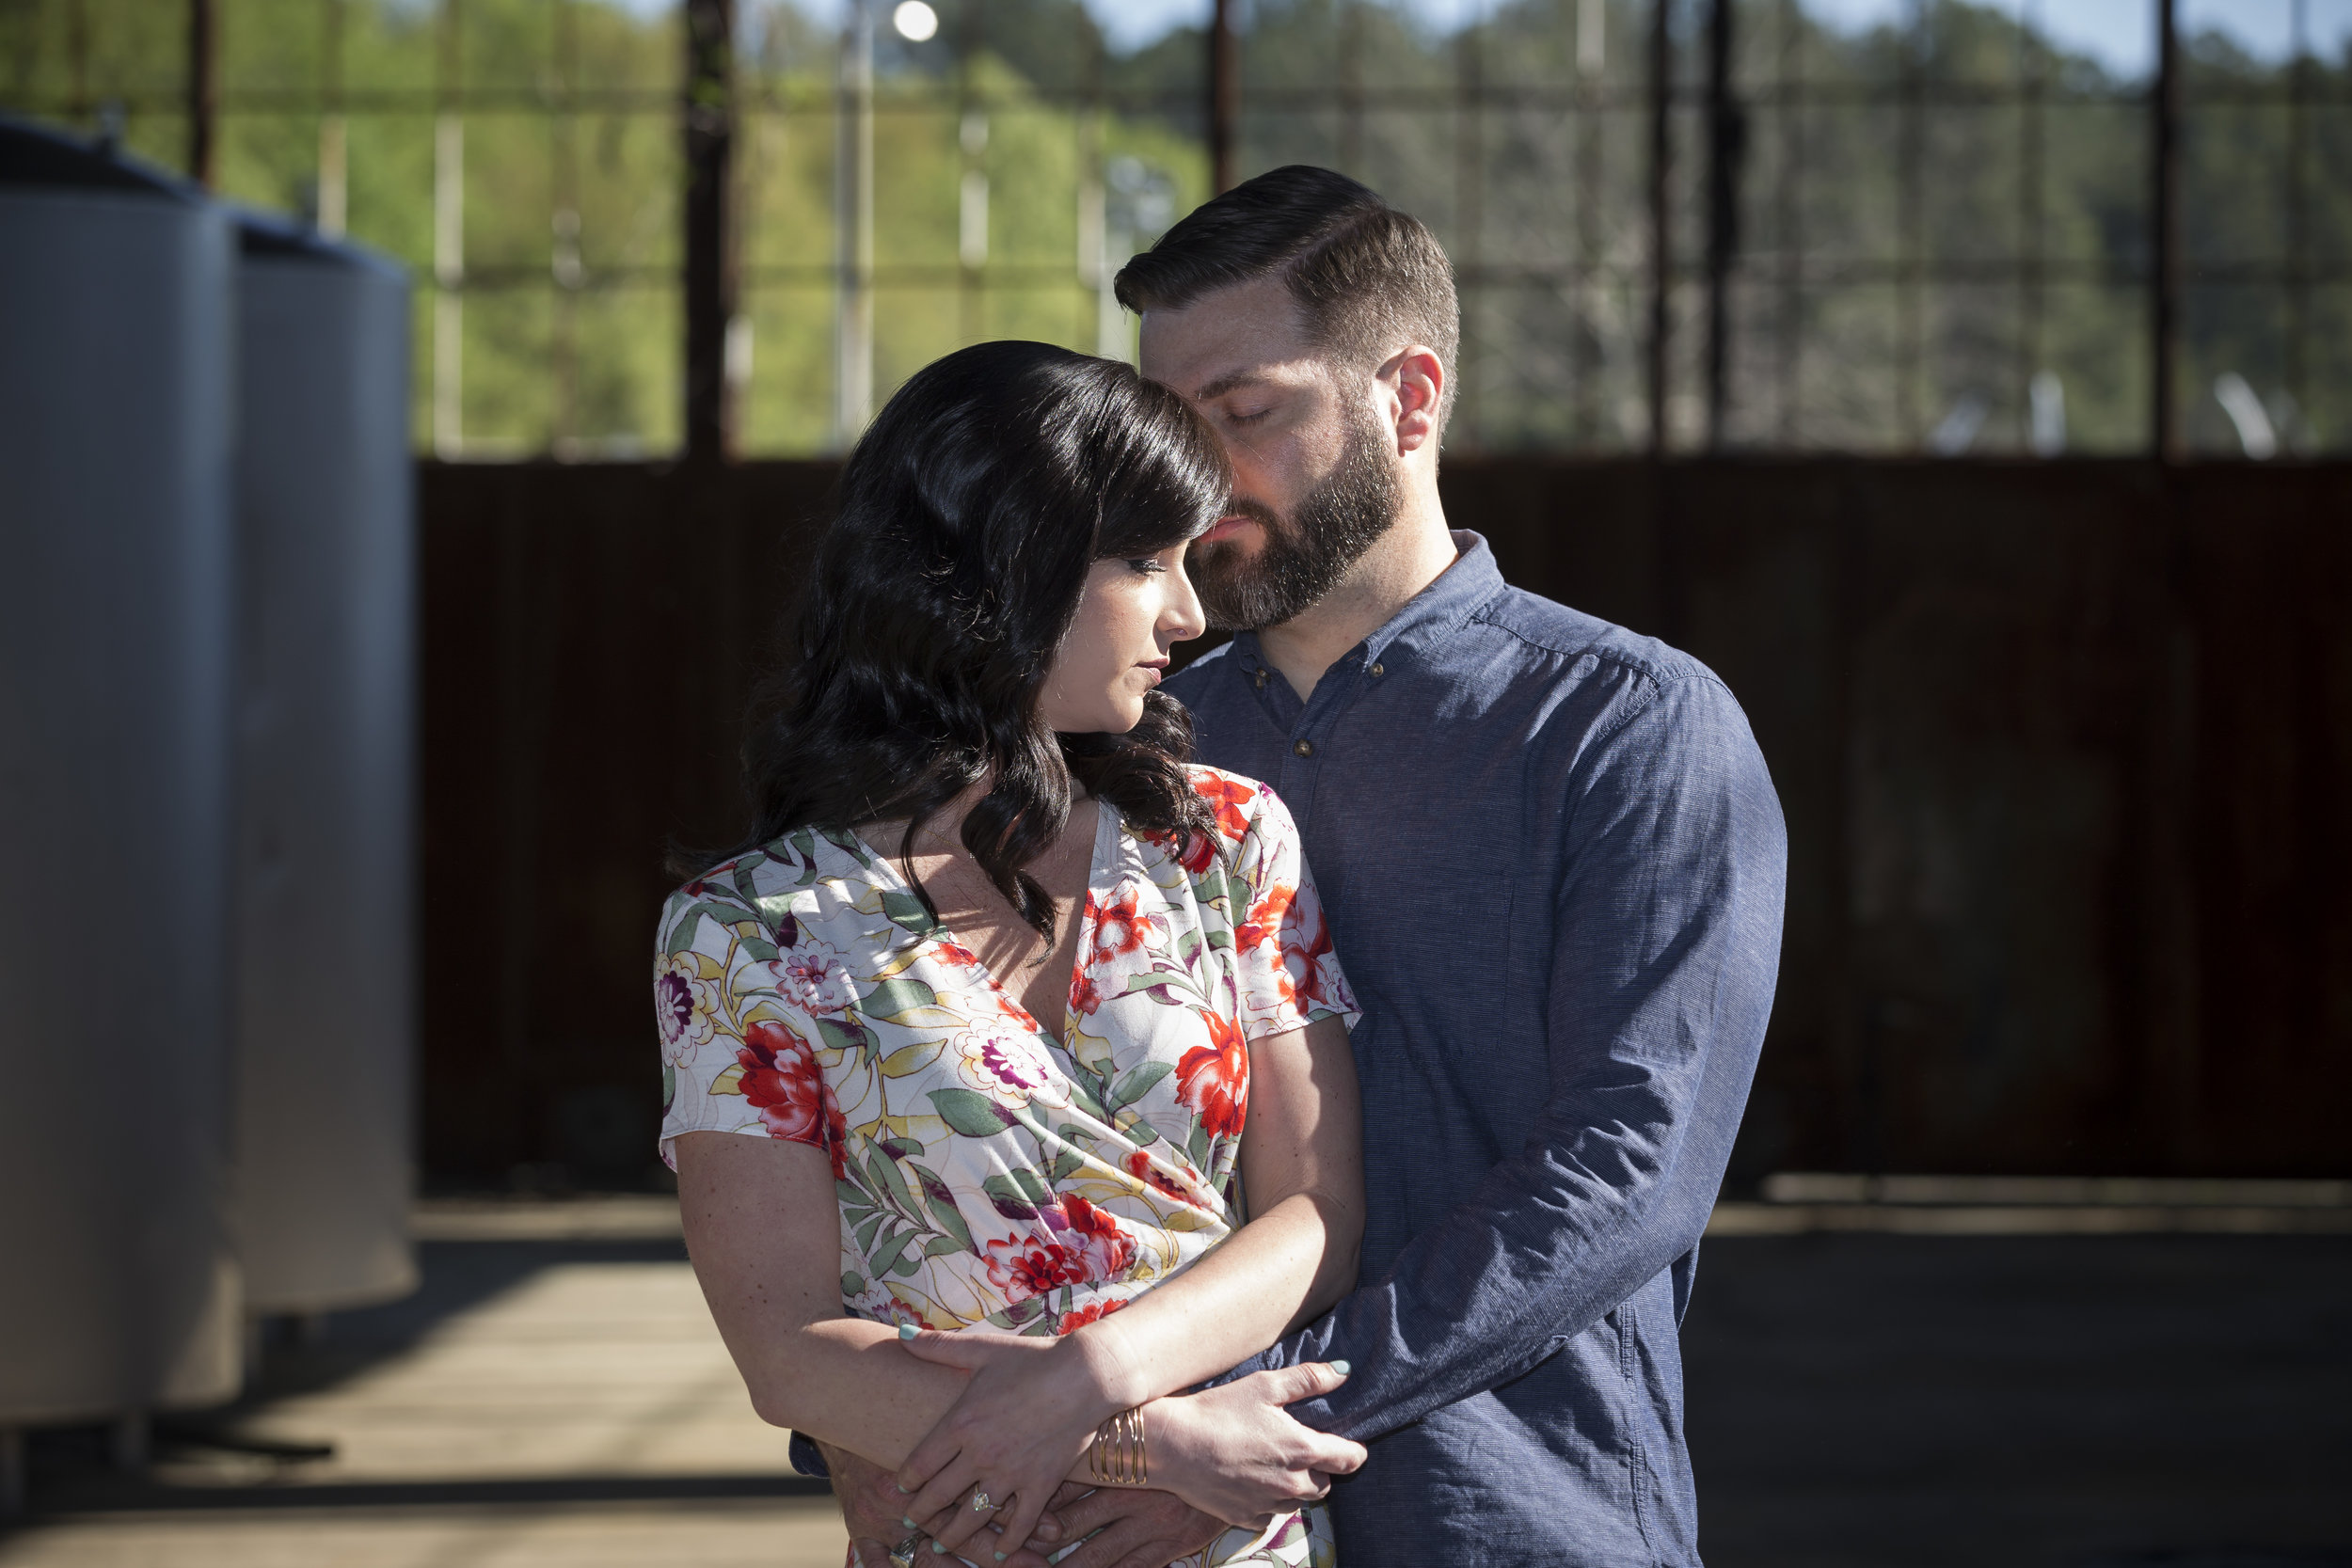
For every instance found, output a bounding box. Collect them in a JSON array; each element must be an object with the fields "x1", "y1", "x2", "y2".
[{"x1": 1247, "y1": 642, "x2": 1391, "y2": 835}]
